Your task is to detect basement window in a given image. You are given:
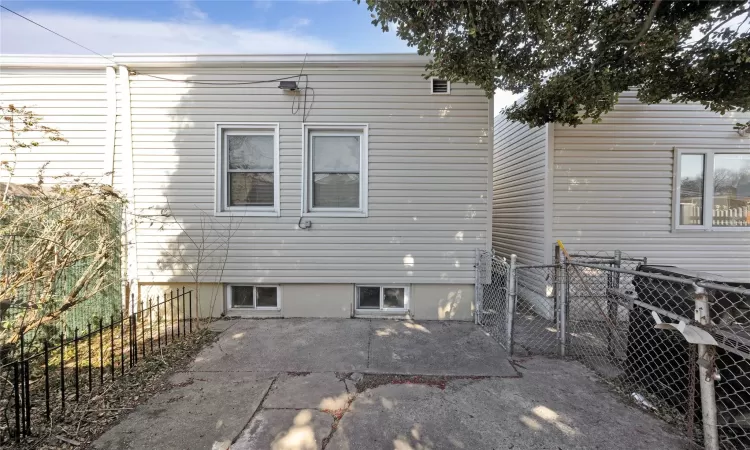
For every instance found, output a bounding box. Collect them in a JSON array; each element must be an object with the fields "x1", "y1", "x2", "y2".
[
  {"x1": 356, "y1": 285, "x2": 409, "y2": 312},
  {"x1": 431, "y1": 78, "x2": 450, "y2": 94},
  {"x1": 227, "y1": 285, "x2": 279, "y2": 310}
]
